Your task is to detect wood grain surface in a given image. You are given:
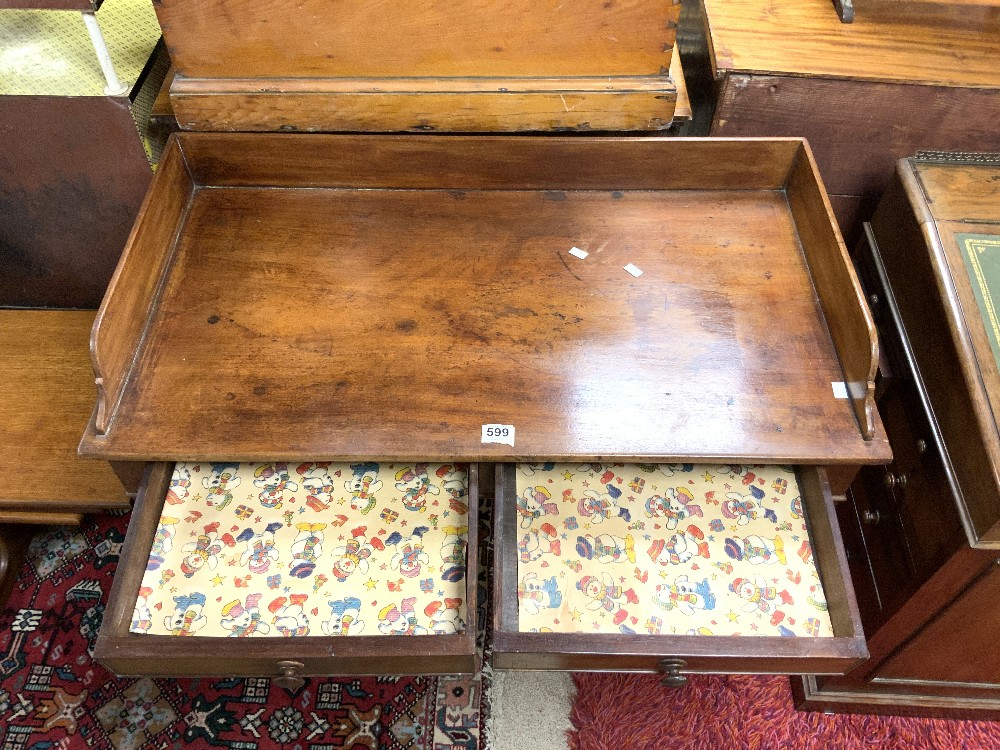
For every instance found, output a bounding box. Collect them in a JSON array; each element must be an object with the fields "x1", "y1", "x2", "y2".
[
  {"x1": 1, "y1": 311, "x2": 126, "y2": 510},
  {"x1": 704, "y1": 0, "x2": 1000, "y2": 87},
  {"x1": 81, "y1": 135, "x2": 888, "y2": 465},
  {"x1": 156, "y1": 0, "x2": 679, "y2": 79}
]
